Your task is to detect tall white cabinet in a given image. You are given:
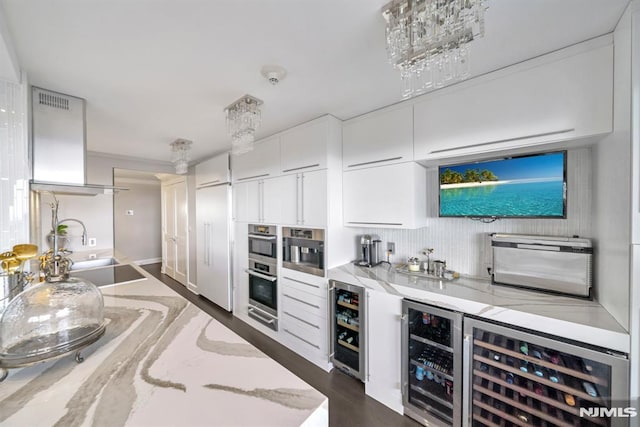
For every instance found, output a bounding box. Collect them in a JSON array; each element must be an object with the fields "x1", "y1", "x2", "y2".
[
  {"x1": 231, "y1": 115, "x2": 355, "y2": 371},
  {"x1": 195, "y1": 153, "x2": 233, "y2": 311}
]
